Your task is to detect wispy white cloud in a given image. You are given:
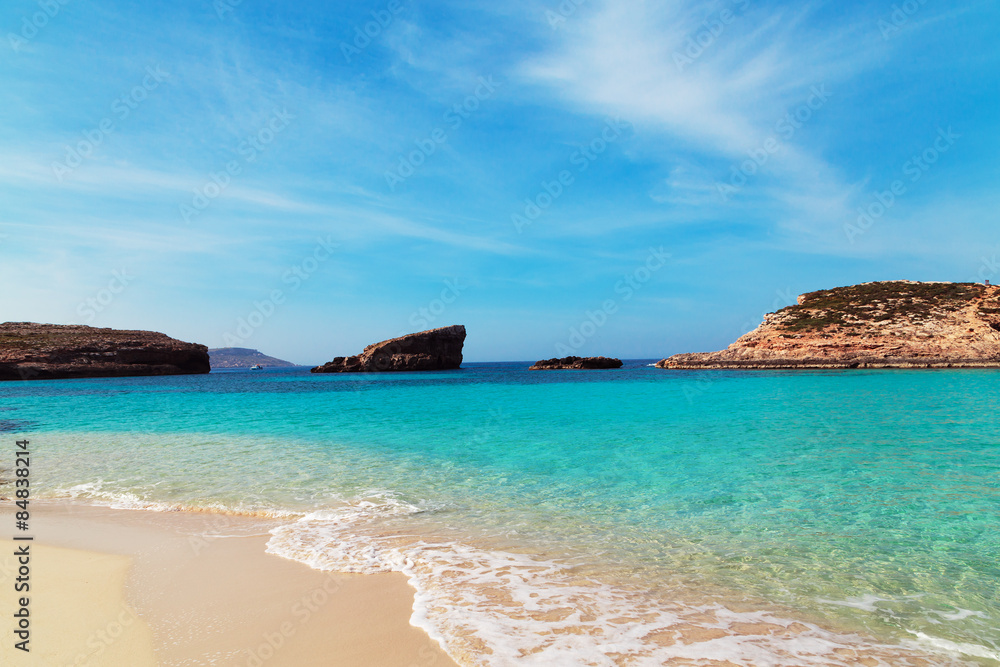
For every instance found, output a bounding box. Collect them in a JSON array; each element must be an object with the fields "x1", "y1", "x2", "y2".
[
  {"x1": 0, "y1": 152, "x2": 530, "y2": 257},
  {"x1": 521, "y1": 2, "x2": 809, "y2": 154},
  {"x1": 516, "y1": 0, "x2": 878, "y2": 236}
]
